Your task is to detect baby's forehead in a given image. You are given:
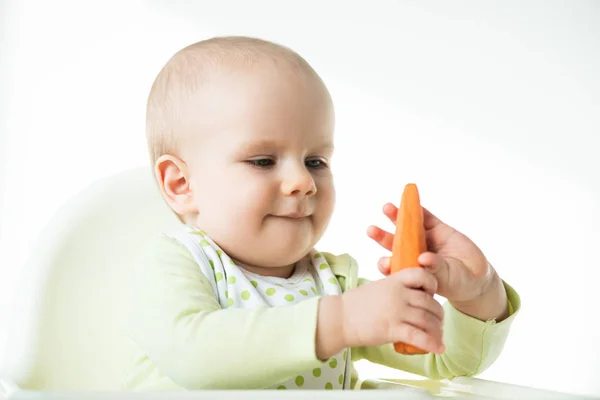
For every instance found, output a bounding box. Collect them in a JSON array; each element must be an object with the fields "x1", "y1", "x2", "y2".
[
  {"x1": 180, "y1": 100, "x2": 335, "y2": 160},
  {"x1": 156, "y1": 38, "x2": 334, "y2": 159}
]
